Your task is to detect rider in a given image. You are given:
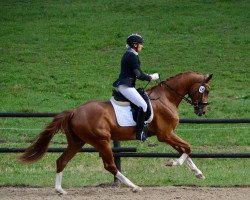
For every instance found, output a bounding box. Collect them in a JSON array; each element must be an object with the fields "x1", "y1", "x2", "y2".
[{"x1": 113, "y1": 33, "x2": 159, "y2": 141}]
